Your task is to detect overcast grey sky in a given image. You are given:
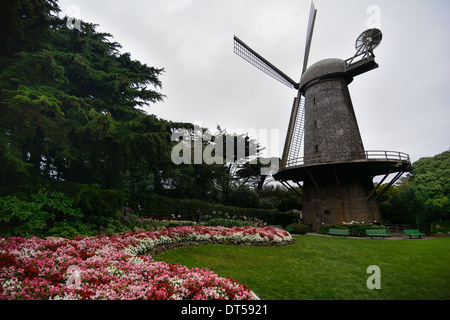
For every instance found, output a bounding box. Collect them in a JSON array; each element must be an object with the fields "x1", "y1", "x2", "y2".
[{"x1": 58, "y1": 0, "x2": 450, "y2": 165}]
